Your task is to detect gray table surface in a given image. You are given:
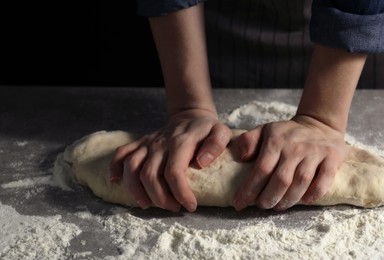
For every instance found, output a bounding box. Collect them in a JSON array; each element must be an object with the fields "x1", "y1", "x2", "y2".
[{"x1": 1, "y1": 86, "x2": 383, "y2": 257}]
